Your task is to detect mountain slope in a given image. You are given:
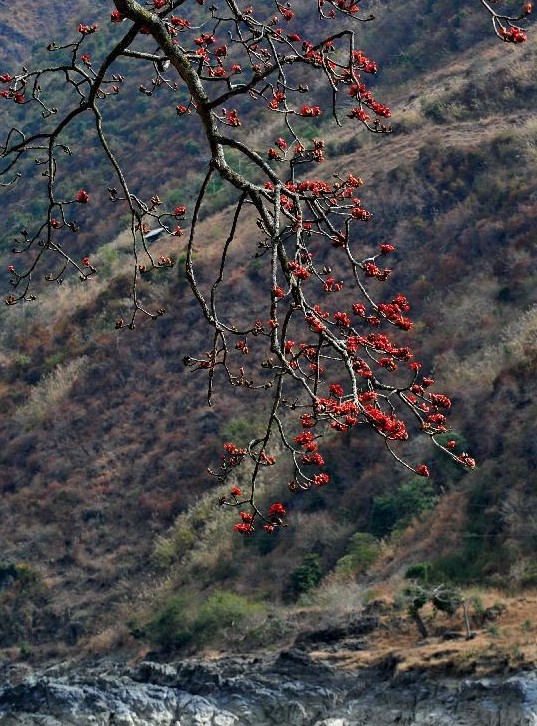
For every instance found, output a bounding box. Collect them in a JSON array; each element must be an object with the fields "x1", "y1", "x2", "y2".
[{"x1": 0, "y1": 1, "x2": 536, "y2": 657}]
